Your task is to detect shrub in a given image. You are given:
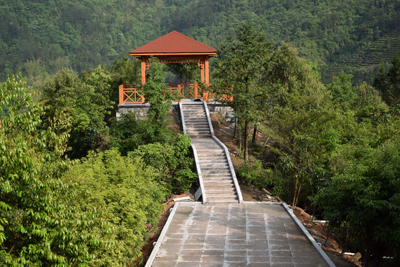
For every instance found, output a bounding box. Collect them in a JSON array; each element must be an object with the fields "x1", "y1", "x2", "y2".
[
  {"x1": 130, "y1": 134, "x2": 197, "y2": 192},
  {"x1": 237, "y1": 157, "x2": 284, "y2": 194},
  {"x1": 63, "y1": 148, "x2": 167, "y2": 266}
]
